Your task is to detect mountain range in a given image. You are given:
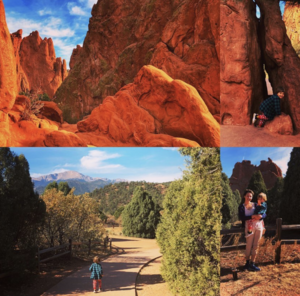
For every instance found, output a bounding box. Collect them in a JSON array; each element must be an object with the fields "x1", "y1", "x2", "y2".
[{"x1": 32, "y1": 170, "x2": 127, "y2": 195}]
